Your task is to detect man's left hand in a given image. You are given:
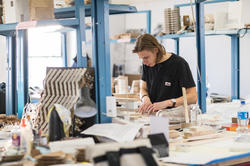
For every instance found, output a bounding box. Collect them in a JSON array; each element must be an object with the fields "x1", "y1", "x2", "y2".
[{"x1": 147, "y1": 100, "x2": 173, "y2": 114}]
